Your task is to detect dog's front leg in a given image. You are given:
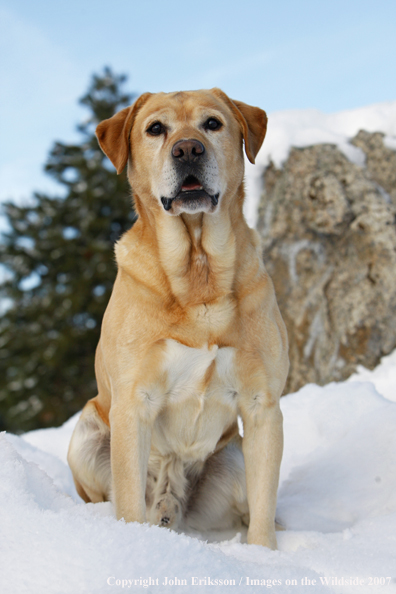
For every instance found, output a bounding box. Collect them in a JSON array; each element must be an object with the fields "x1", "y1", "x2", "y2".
[
  {"x1": 239, "y1": 390, "x2": 283, "y2": 550},
  {"x1": 110, "y1": 402, "x2": 152, "y2": 523}
]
